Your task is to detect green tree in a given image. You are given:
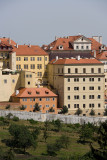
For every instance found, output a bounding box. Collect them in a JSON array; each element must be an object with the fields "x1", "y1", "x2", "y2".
[
  {"x1": 61, "y1": 105, "x2": 68, "y2": 114},
  {"x1": 9, "y1": 124, "x2": 37, "y2": 153},
  {"x1": 43, "y1": 129, "x2": 48, "y2": 142},
  {"x1": 104, "y1": 108, "x2": 107, "y2": 116},
  {"x1": 4, "y1": 149, "x2": 15, "y2": 160},
  {"x1": 33, "y1": 103, "x2": 40, "y2": 112},
  {"x1": 75, "y1": 108, "x2": 82, "y2": 116},
  {"x1": 44, "y1": 120, "x2": 50, "y2": 131},
  {"x1": 49, "y1": 107, "x2": 54, "y2": 112},
  {"x1": 59, "y1": 135, "x2": 70, "y2": 149},
  {"x1": 90, "y1": 109, "x2": 95, "y2": 116},
  {"x1": 54, "y1": 119, "x2": 62, "y2": 132}
]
